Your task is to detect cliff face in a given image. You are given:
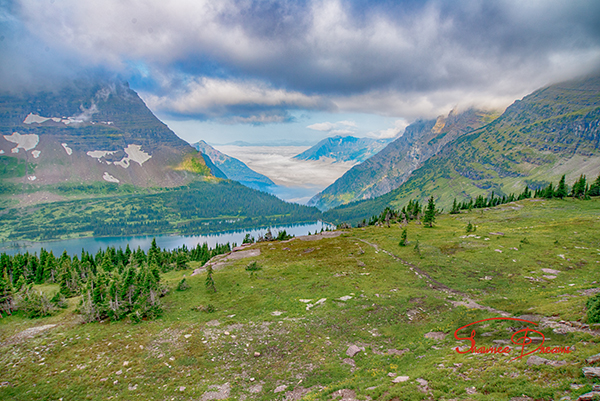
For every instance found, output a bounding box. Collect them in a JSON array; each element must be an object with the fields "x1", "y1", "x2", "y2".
[
  {"x1": 0, "y1": 79, "x2": 213, "y2": 190},
  {"x1": 310, "y1": 109, "x2": 498, "y2": 211},
  {"x1": 323, "y1": 75, "x2": 600, "y2": 224}
]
